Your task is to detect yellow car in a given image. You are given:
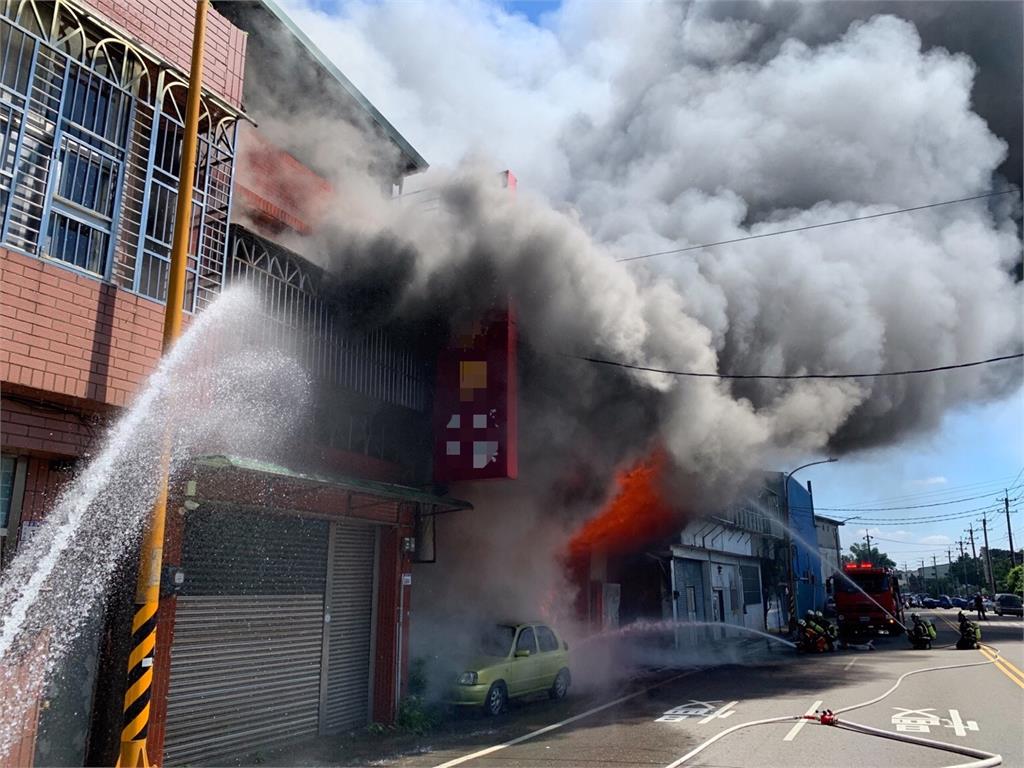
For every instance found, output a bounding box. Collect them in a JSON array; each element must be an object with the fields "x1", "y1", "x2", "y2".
[{"x1": 450, "y1": 622, "x2": 571, "y2": 715}]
